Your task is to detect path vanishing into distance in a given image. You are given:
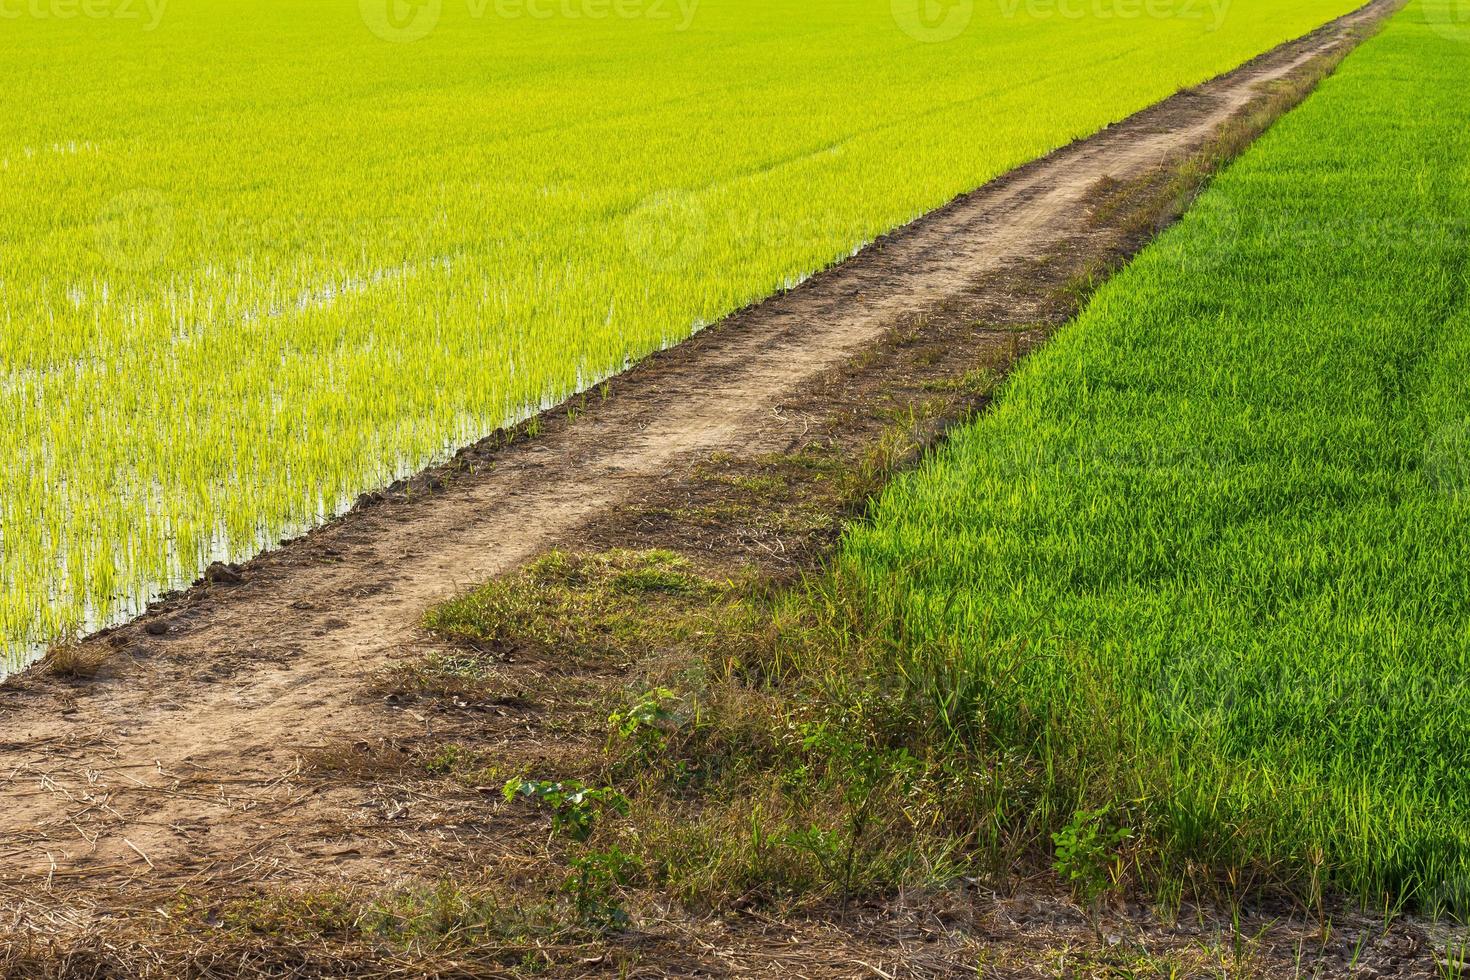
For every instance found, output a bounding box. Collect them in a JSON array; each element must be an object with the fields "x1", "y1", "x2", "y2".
[{"x1": 0, "y1": 0, "x2": 1398, "y2": 927}]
